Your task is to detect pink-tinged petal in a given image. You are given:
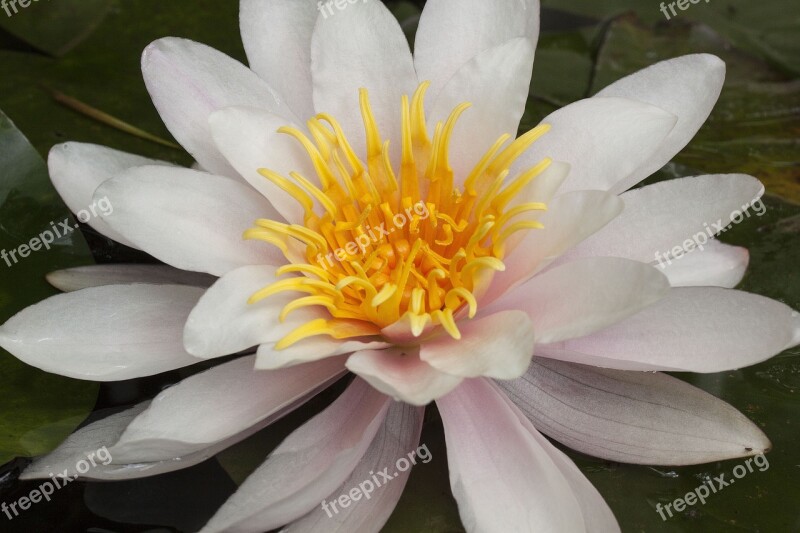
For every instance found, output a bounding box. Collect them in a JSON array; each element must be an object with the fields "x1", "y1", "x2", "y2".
[
  {"x1": 199, "y1": 378, "x2": 390, "y2": 533},
  {"x1": 95, "y1": 165, "x2": 284, "y2": 277},
  {"x1": 48, "y1": 142, "x2": 174, "y2": 248},
  {"x1": 183, "y1": 265, "x2": 326, "y2": 359},
  {"x1": 21, "y1": 403, "x2": 151, "y2": 481},
  {"x1": 419, "y1": 311, "x2": 535, "y2": 380},
  {"x1": 563, "y1": 174, "x2": 764, "y2": 264},
  {"x1": 489, "y1": 189, "x2": 623, "y2": 301},
  {"x1": 436, "y1": 378, "x2": 586, "y2": 532},
  {"x1": 283, "y1": 402, "x2": 425, "y2": 533},
  {"x1": 595, "y1": 54, "x2": 726, "y2": 193},
  {"x1": 427, "y1": 38, "x2": 535, "y2": 184},
  {"x1": 485, "y1": 258, "x2": 669, "y2": 344},
  {"x1": 22, "y1": 396, "x2": 323, "y2": 481},
  {"x1": 511, "y1": 97, "x2": 676, "y2": 195},
  {"x1": 0, "y1": 285, "x2": 204, "y2": 381},
  {"x1": 109, "y1": 355, "x2": 346, "y2": 463},
  {"x1": 256, "y1": 338, "x2": 391, "y2": 371},
  {"x1": 47, "y1": 264, "x2": 215, "y2": 292},
  {"x1": 240, "y1": 0, "x2": 318, "y2": 121},
  {"x1": 494, "y1": 383, "x2": 620, "y2": 532},
  {"x1": 545, "y1": 287, "x2": 800, "y2": 372},
  {"x1": 346, "y1": 348, "x2": 462, "y2": 406},
  {"x1": 414, "y1": 0, "x2": 539, "y2": 105},
  {"x1": 209, "y1": 106, "x2": 318, "y2": 224},
  {"x1": 380, "y1": 312, "x2": 439, "y2": 344},
  {"x1": 498, "y1": 357, "x2": 771, "y2": 465},
  {"x1": 141, "y1": 37, "x2": 295, "y2": 177},
  {"x1": 657, "y1": 240, "x2": 749, "y2": 288},
  {"x1": 310, "y1": 0, "x2": 417, "y2": 161}
]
